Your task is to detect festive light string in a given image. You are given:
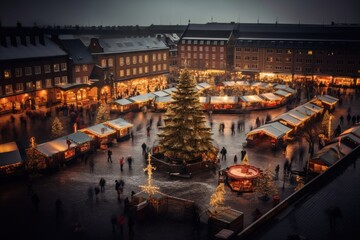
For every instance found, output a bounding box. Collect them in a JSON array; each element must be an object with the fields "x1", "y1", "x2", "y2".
[{"x1": 140, "y1": 152, "x2": 159, "y2": 196}]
